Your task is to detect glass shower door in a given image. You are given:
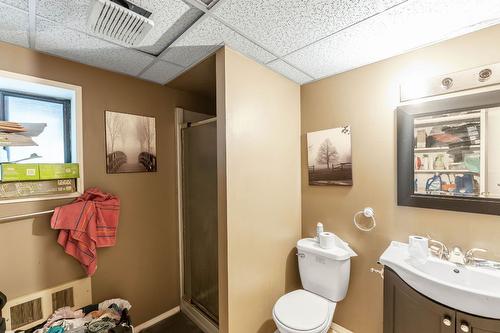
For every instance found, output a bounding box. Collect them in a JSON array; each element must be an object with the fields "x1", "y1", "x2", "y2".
[{"x1": 181, "y1": 120, "x2": 218, "y2": 323}]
